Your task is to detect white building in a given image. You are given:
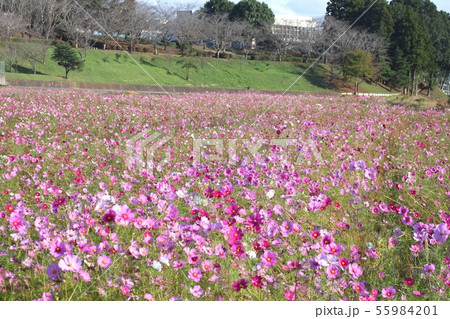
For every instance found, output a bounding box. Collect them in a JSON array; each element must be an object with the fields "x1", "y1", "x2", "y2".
[{"x1": 271, "y1": 15, "x2": 317, "y2": 42}]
